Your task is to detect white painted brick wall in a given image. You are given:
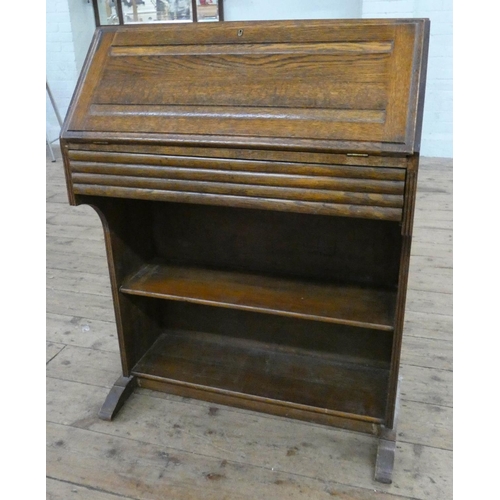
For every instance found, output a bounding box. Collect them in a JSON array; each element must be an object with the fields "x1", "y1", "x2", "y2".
[
  {"x1": 46, "y1": 0, "x2": 95, "y2": 145},
  {"x1": 363, "y1": 0, "x2": 453, "y2": 157},
  {"x1": 46, "y1": 0, "x2": 78, "y2": 143},
  {"x1": 414, "y1": 0, "x2": 453, "y2": 157},
  {"x1": 223, "y1": 0, "x2": 362, "y2": 20},
  {"x1": 362, "y1": 0, "x2": 415, "y2": 16}
]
